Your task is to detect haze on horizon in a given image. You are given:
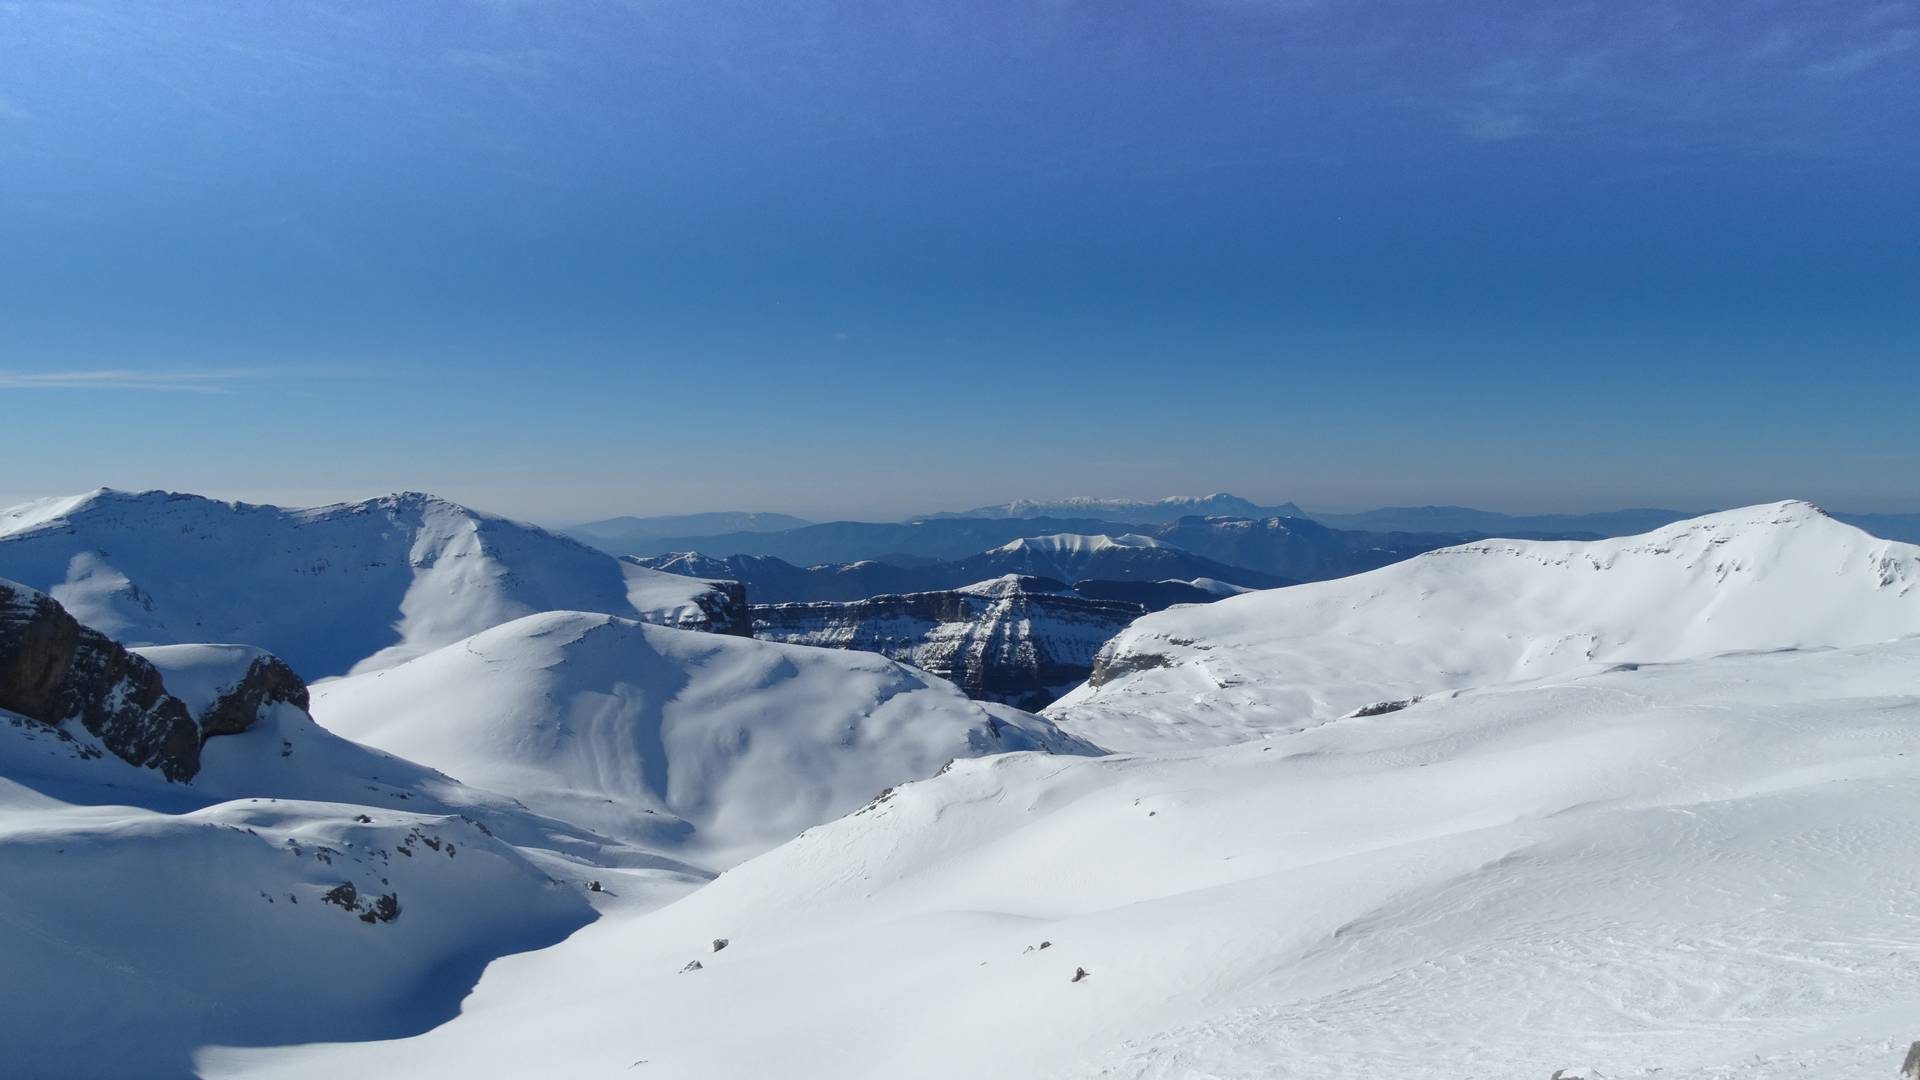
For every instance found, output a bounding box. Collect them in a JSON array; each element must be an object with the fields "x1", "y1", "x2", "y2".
[{"x1": 3, "y1": 1, "x2": 1915, "y2": 521}]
